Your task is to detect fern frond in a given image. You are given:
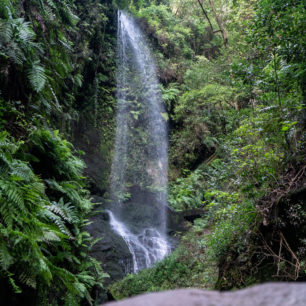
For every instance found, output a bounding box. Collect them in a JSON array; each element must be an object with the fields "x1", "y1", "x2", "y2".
[
  {"x1": 39, "y1": 229, "x2": 61, "y2": 243},
  {"x1": 0, "y1": 20, "x2": 13, "y2": 43},
  {"x1": 38, "y1": 258, "x2": 52, "y2": 284},
  {"x1": 14, "y1": 18, "x2": 35, "y2": 42},
  {"x1": 3, "y1": 270, "x2": 22, "y2": 294},
  {"x1": 19, "y1": 271, "x2": 37, "y2": 289},
  {"x1": 0, "y1": 240, "x2": 14, "y2": 270},
  {"x1": 47, "y1": 198, "x2": 79, "y2": 223},
  {"x1": 42, "y1": 209, "x2": 72, "y2": 238},
  {"x1": 10, "y1": 160, "x2": 34, "y2": 182},
  {"x1": 27, "y1": 61, "x2": 46, "y2": 92},
  {"x1": 8, "y1": 275, "x2": 22, "y2": 294},
  {"x1": 46, "y1": 0, "x2": 56, "y2": 10},
  {"x1": 0, "y1": 180, "x2": 25, "y2": 210},
  {"x1": 5, "y1": 41, "x2": 25, "y2": 64},
  {"x1": 45, "y1": 179, "x2": 65, "y2": 193},
  {"x1": 0, "y1": 0, "x2": 13, "y2": 19}
]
